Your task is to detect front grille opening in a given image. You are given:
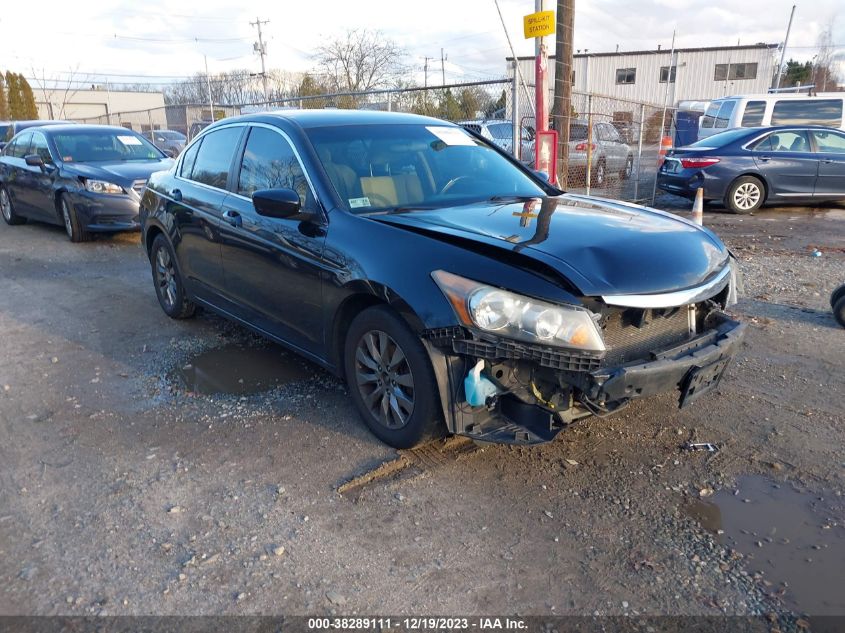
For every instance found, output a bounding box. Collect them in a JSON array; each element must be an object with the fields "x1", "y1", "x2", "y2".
[{"x1": 601, "y1": 304, "x2": 699, "y2": 366}]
